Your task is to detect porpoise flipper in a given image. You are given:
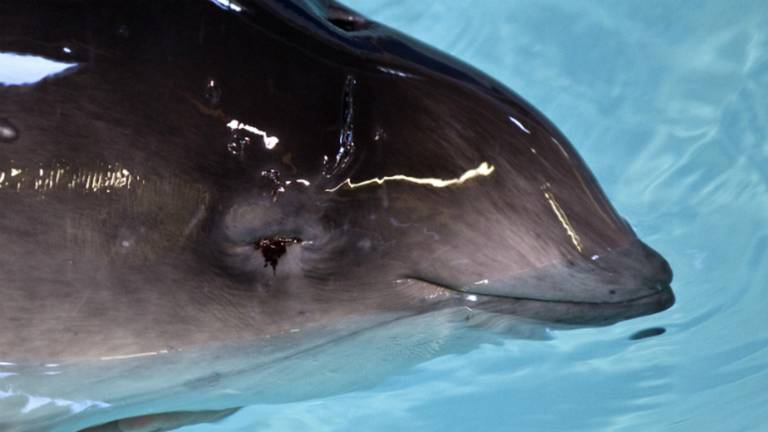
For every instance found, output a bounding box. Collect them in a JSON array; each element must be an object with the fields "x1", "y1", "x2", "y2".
[{"x1": 80, "y1": 408, "x2": 239, "y2": 432}]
